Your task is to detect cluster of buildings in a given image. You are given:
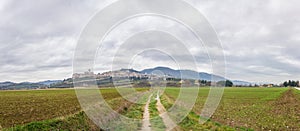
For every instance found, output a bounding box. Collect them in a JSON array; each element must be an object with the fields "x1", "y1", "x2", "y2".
[
  {"x1": 72, "y1": 69, "x2": 95, "y2": 78},
  {"x1": 72, "y1": 69, "x2": 167, "y2": 80}
]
